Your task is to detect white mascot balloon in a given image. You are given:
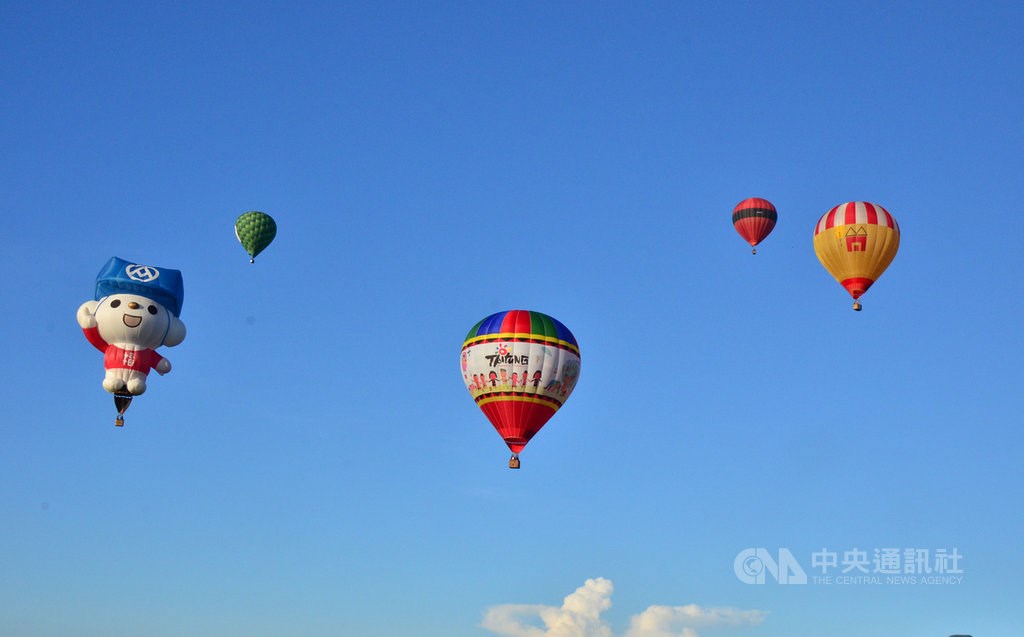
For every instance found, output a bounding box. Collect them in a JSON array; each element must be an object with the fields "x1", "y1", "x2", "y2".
[{"x1": 77, "y1": 257, "x2": 186, "y2": 425}]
